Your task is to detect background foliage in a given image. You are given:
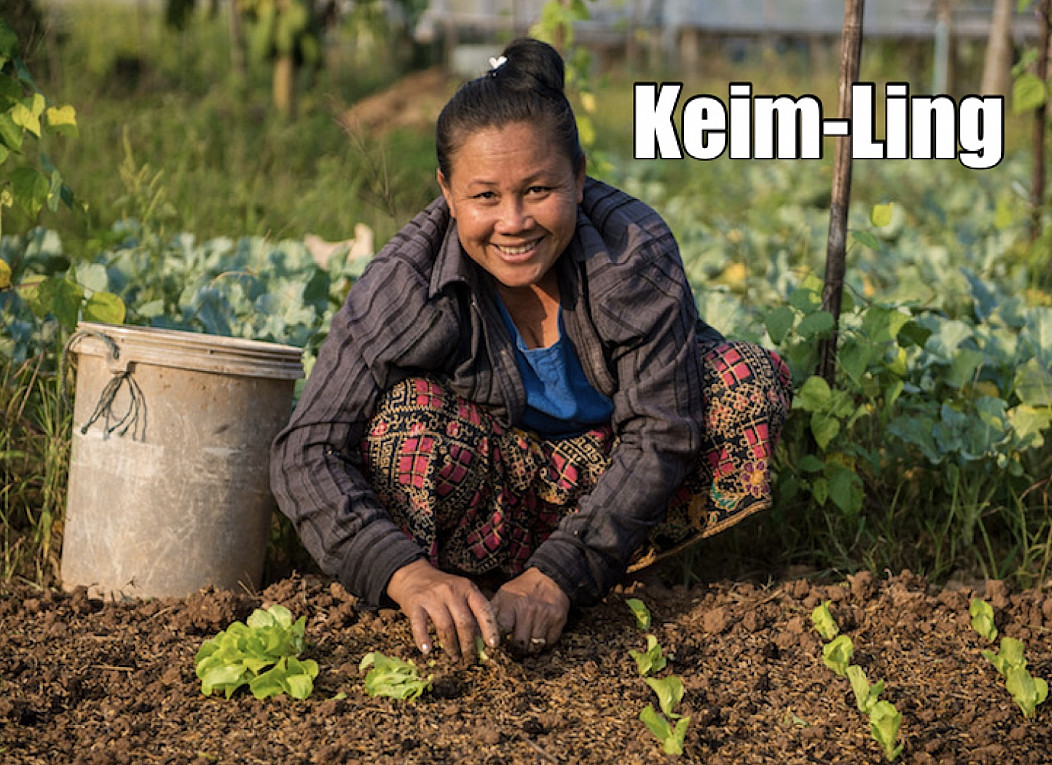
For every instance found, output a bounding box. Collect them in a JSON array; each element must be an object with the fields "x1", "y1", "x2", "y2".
[{"x1": 1, "y1": 0, "x2": 1050, "y2": 588}]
